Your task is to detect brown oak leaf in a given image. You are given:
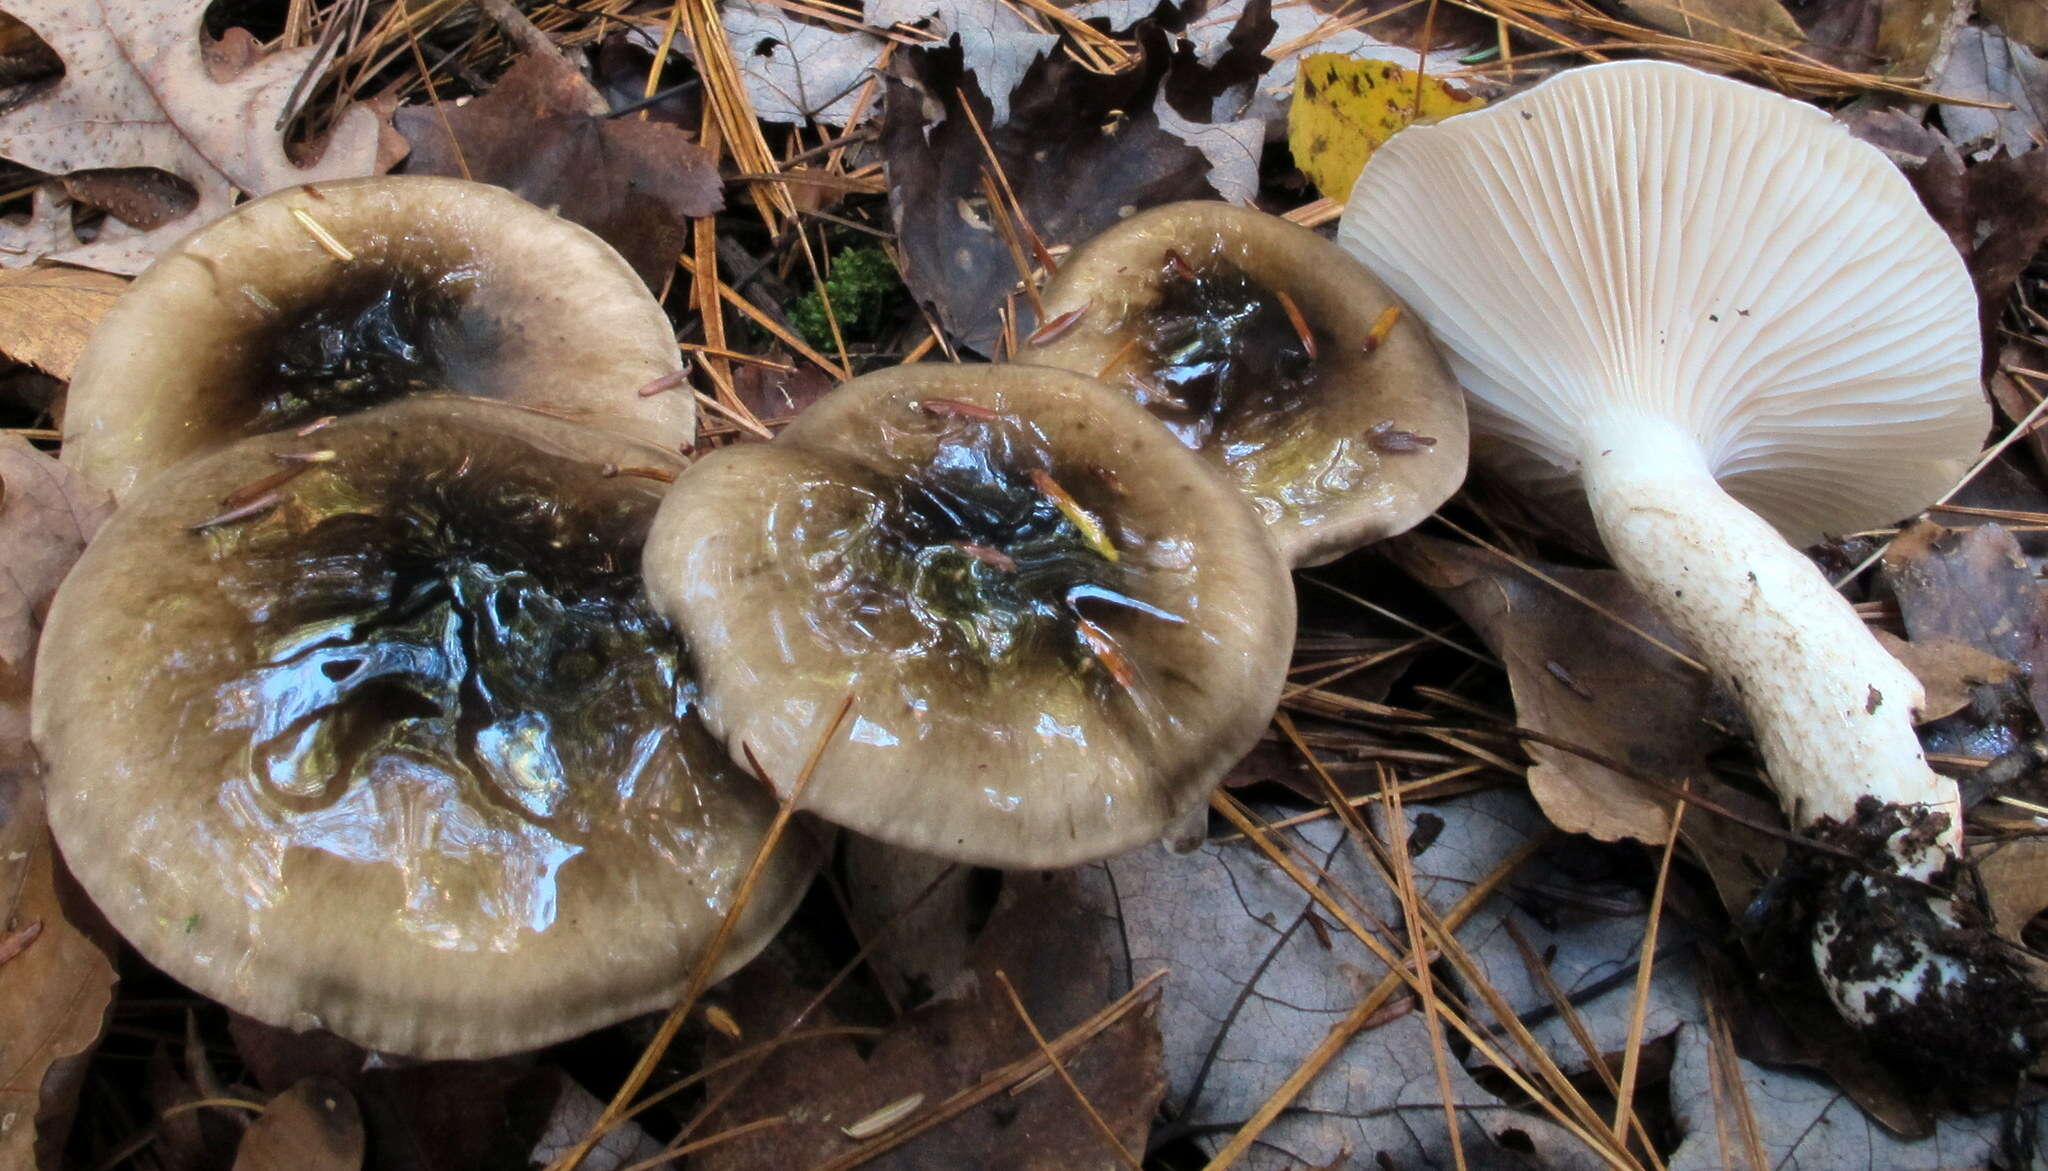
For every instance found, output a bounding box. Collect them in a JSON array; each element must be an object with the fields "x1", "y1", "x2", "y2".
[{"x1": 0, "y1": 0, "x2": 382, "y2": 273}]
